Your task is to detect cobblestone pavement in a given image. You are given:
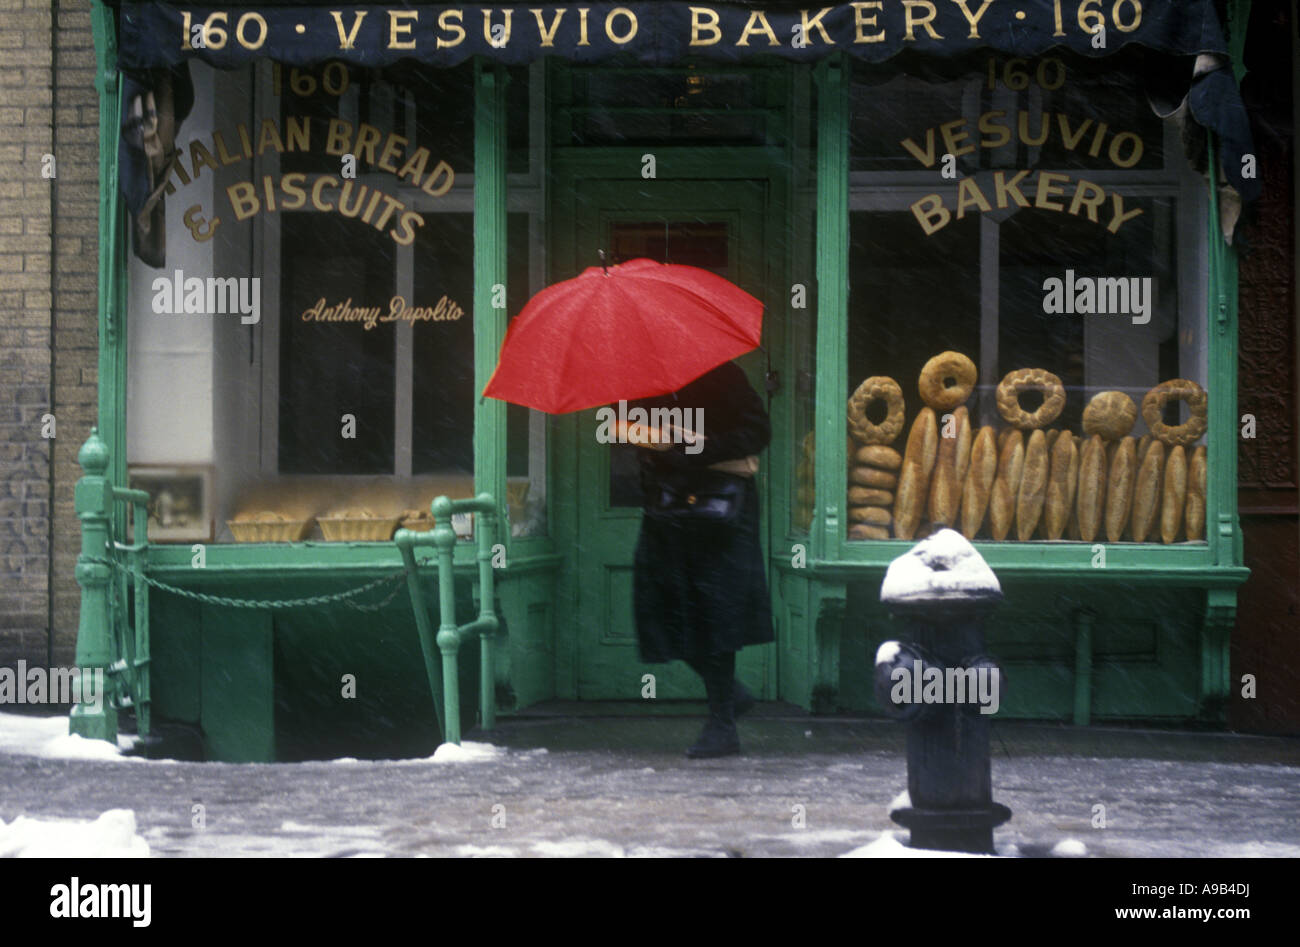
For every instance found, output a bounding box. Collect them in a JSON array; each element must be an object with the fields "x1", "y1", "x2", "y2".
[{"x1": 3, "y1": 709, "x2": 1298, "y2": 857}]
